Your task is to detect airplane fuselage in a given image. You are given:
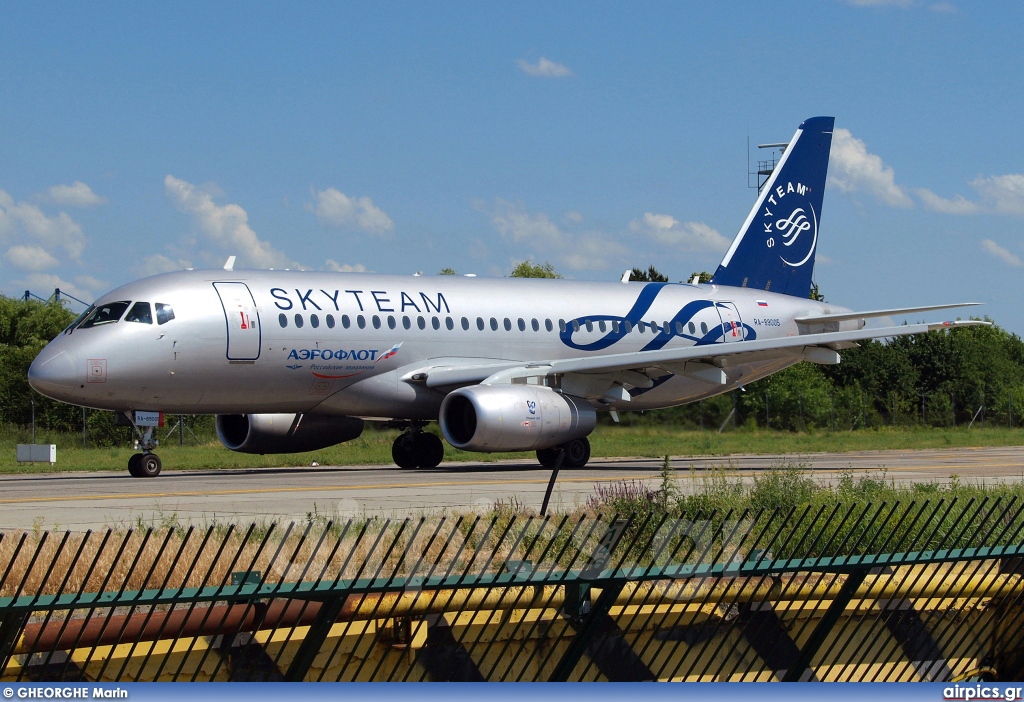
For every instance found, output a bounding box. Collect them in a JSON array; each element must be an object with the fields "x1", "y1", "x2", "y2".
[{"x1": 29, "y1": 269, "x2": 848, "y2": 419}]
